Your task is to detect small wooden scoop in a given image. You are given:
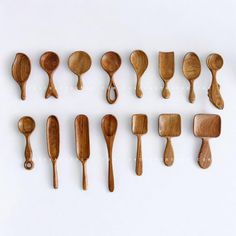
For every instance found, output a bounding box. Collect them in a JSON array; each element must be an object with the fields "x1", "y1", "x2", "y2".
[
  {"x1": 101, "y1": 114, "x2": 117, "y2": 192},
  {"x1": 159, "y1": 52, "x2": 174, "y2": 99},
  {"x1": 68, "y1": 51, "x2": 92, "y2": 90},
  {"x1": 132, "y1": 114, "x2": 148, "y2": 175},
  {"x1": 101, "y1": 52, "x2": 121, "y2": 104},
  {"x1": 12, "y1": 53, "x2": 31, "y2": 100},
  {"x1": 158, "y1": 114, "x2": 181, "y2": 166},
  {"x1": 182, "y1": 52, "x2": 201, "y2": 103},
  {"x1": 75, "y1": 115, "x2": 90, "y2": 190},
  {"x1": 18, "y1": 116, "x2": 35, "y2": 170},
  {"x1": 194, "y1": 114, "x2": 221, "y2": 169},
  {"x1": 40, "y1": 51, "x2": 59, "y2": 99},
  {"x1": 46, "y1": 116, "x2": 60, "y2": 189},
  {"x1": 130, "y1": 50, "x2": 148, "y2": 98}
]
